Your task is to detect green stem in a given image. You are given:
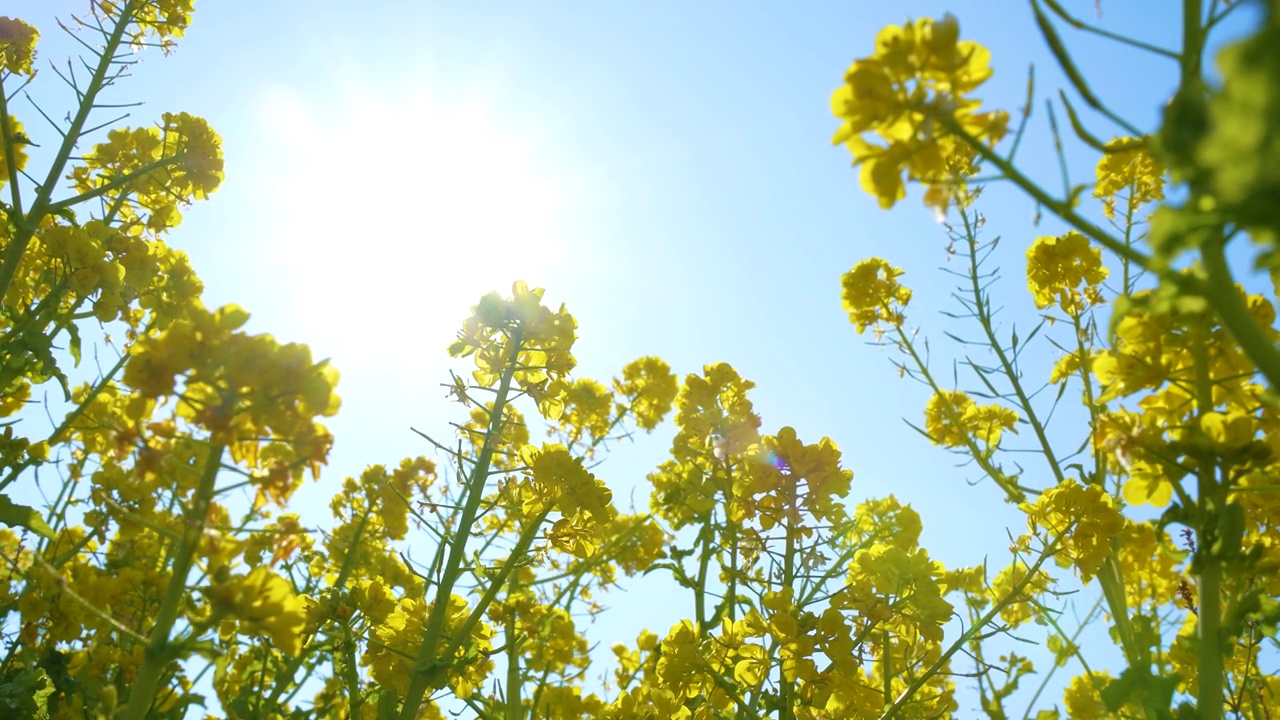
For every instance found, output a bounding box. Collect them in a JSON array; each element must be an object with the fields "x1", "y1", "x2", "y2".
[
  {"x1": 779, "y1": 504, "x2": 796, "y2": 720},
  {"x1": 1198, "y1": 559, "x2": 1224, "y2": 719},
  {"x1": 694, "y1": 520, "x2": 712, "y2": 634},
  {"x1": 894, "y1": 322, "x2": 1025, "y2": 503},
  {"x1": 879, "y1": 535, "x2": 1063, "y2": 720},
  {"x1": 398, "y1": 335, "x2": 523, "y2": 720},
  {"x1": 959, "y1": 210, "x2": 1064, "y2": 486},
  {"x1": 505, "y1": 609, "x2": 522, "y2": 720},
  {"x1": 940, "y1": 116, "x2": 1154, "y2": 272},
  {"x1": 1192, "y1": 324, "x2": 1225, "y2": 720},
  {"x1": 0, "y1": 80, "x2": 26, "y2": 217},
  {"x1": 1202, "y1": 239, "x2": 1280, "y2": 392},
  {"x1": 120, "y1": 442, "x2": 225, "y2": 720},
  {"x1": 447, "y1": 509, "x2": 549, "y2": 670},
  {"x1": 342, "y1": 624, "x2": 365, "y2": 720}
]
